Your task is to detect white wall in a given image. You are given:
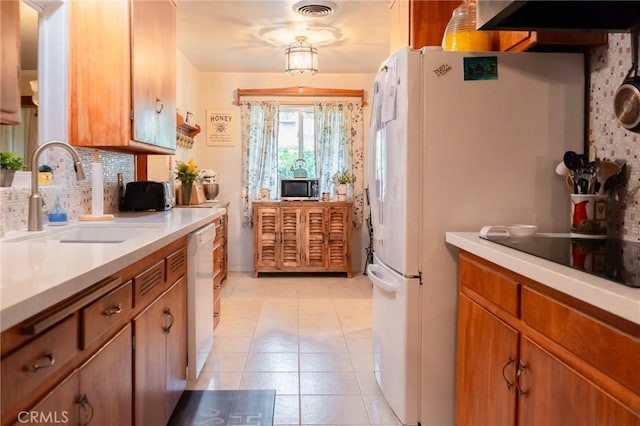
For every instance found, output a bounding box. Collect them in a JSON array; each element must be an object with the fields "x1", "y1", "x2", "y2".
[{"x1": 187, "y1": 70, "x2": 376, "y2": 273}]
